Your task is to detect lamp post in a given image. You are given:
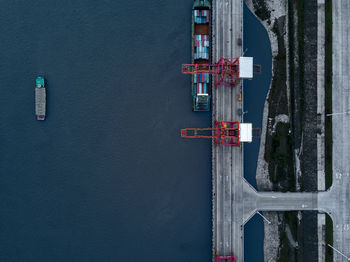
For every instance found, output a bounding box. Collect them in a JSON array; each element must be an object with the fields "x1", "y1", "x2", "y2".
[
  {"x1": 326, "y1": 110, "x2": 350, "y2": 117},
  {"x1": 327, "y1": 244, "x2": 350, "y2": 261},
  {"x1": 256, "y1": 211, "x2": 271, "y2": 225}
]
